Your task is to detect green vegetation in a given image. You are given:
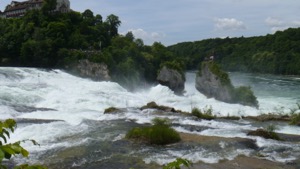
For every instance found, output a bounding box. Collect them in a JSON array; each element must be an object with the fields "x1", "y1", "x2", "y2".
[
  {"x1": 290, "y1": 113, "x2": 300, "y2": 126},
  {"x1": 1, "y1": 7, "x2": 299, "y2": 90},
  {"x1": 233, "y1": 86, "x2": 258, "y2": 108},
  {"x1": 169, "y1": 27, "x2": 300, "y2": 75},
  {"x1": 248, "y1": 124, "x2": 281, "y2": 140},
  {"x1": 264, "y1": 124, "x2": 281, "y2": 140},
  {"x1": 205, "y1": 61, "x2": 231, "y2": 86},
  {"x1": 289, "y1": 103, "x2": 300, "y2": 125},
  {"x1": 191, "y1": 107, "x2": 215, "y2": 120},
  {"x1": 0, "y1": 10, "x2": 183, "y2": 88},
  {"x1": 126, "y1": 118, "x2": 181, "y2": 145},
  {"x1": 0, "y1": 119, "x2": 47, "y2": 169},
  {"x1": 163, "y1": 158, "x2": 192, "y2": 169}
]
